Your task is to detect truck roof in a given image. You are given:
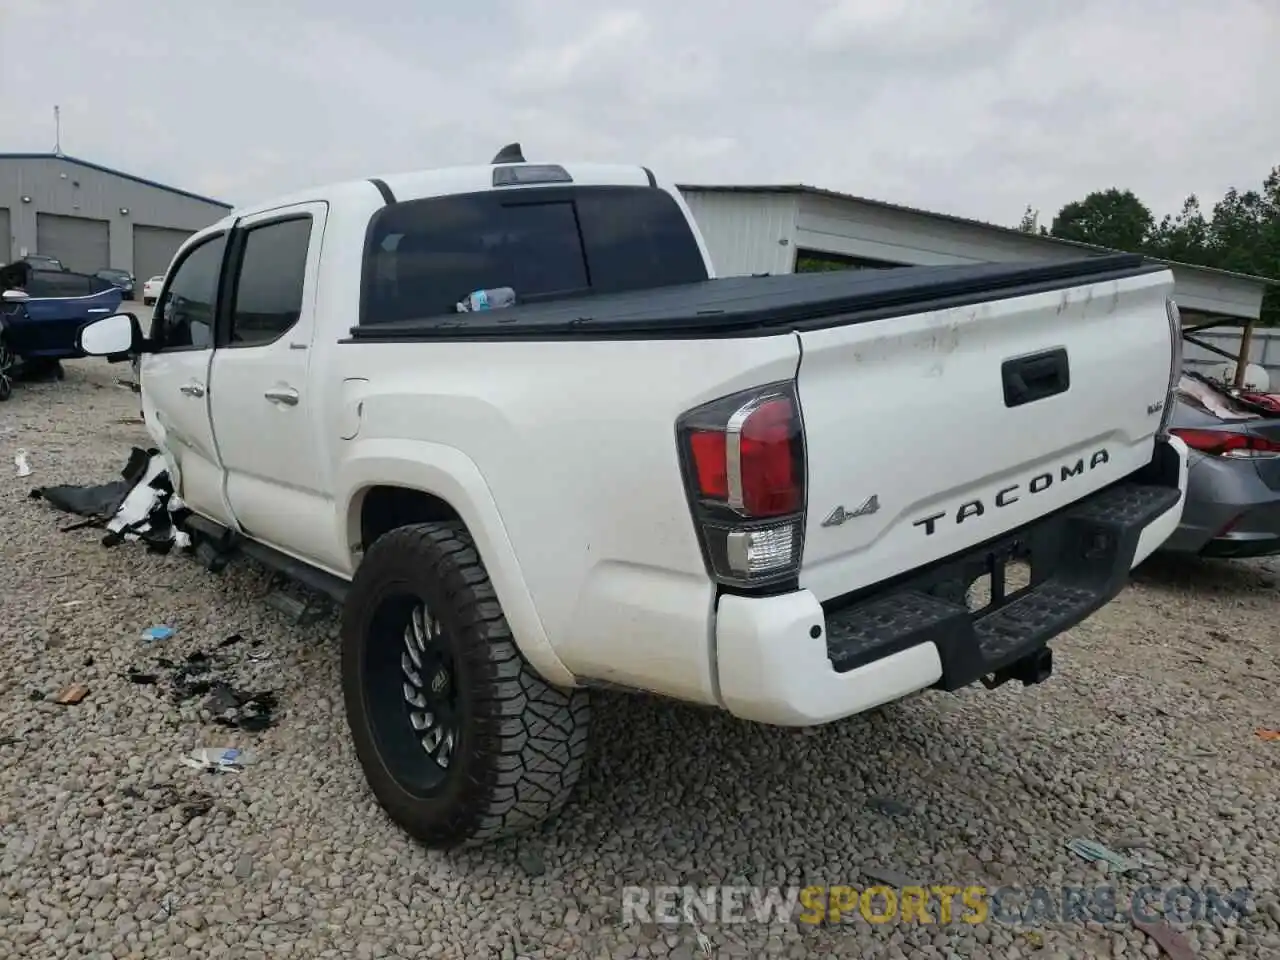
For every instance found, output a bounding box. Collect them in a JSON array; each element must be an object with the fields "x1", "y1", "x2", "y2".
[{"x1": 217, "y1": 161, "x2": 658, "y2": 227}]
